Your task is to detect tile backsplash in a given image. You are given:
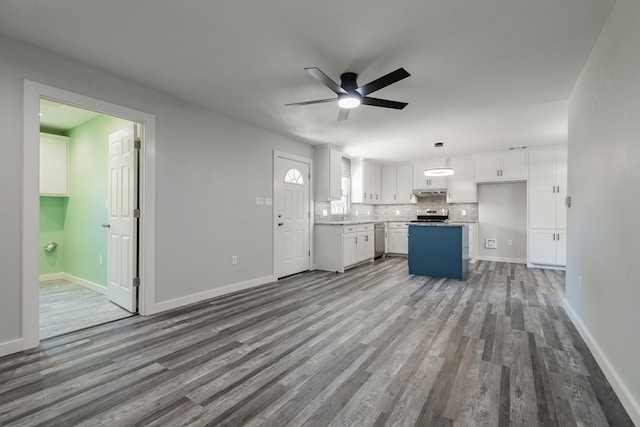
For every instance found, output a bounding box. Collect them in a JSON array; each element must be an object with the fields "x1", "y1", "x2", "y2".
[{"x1": 315, "y1": 194, "x2": 478, "y2": 223}]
